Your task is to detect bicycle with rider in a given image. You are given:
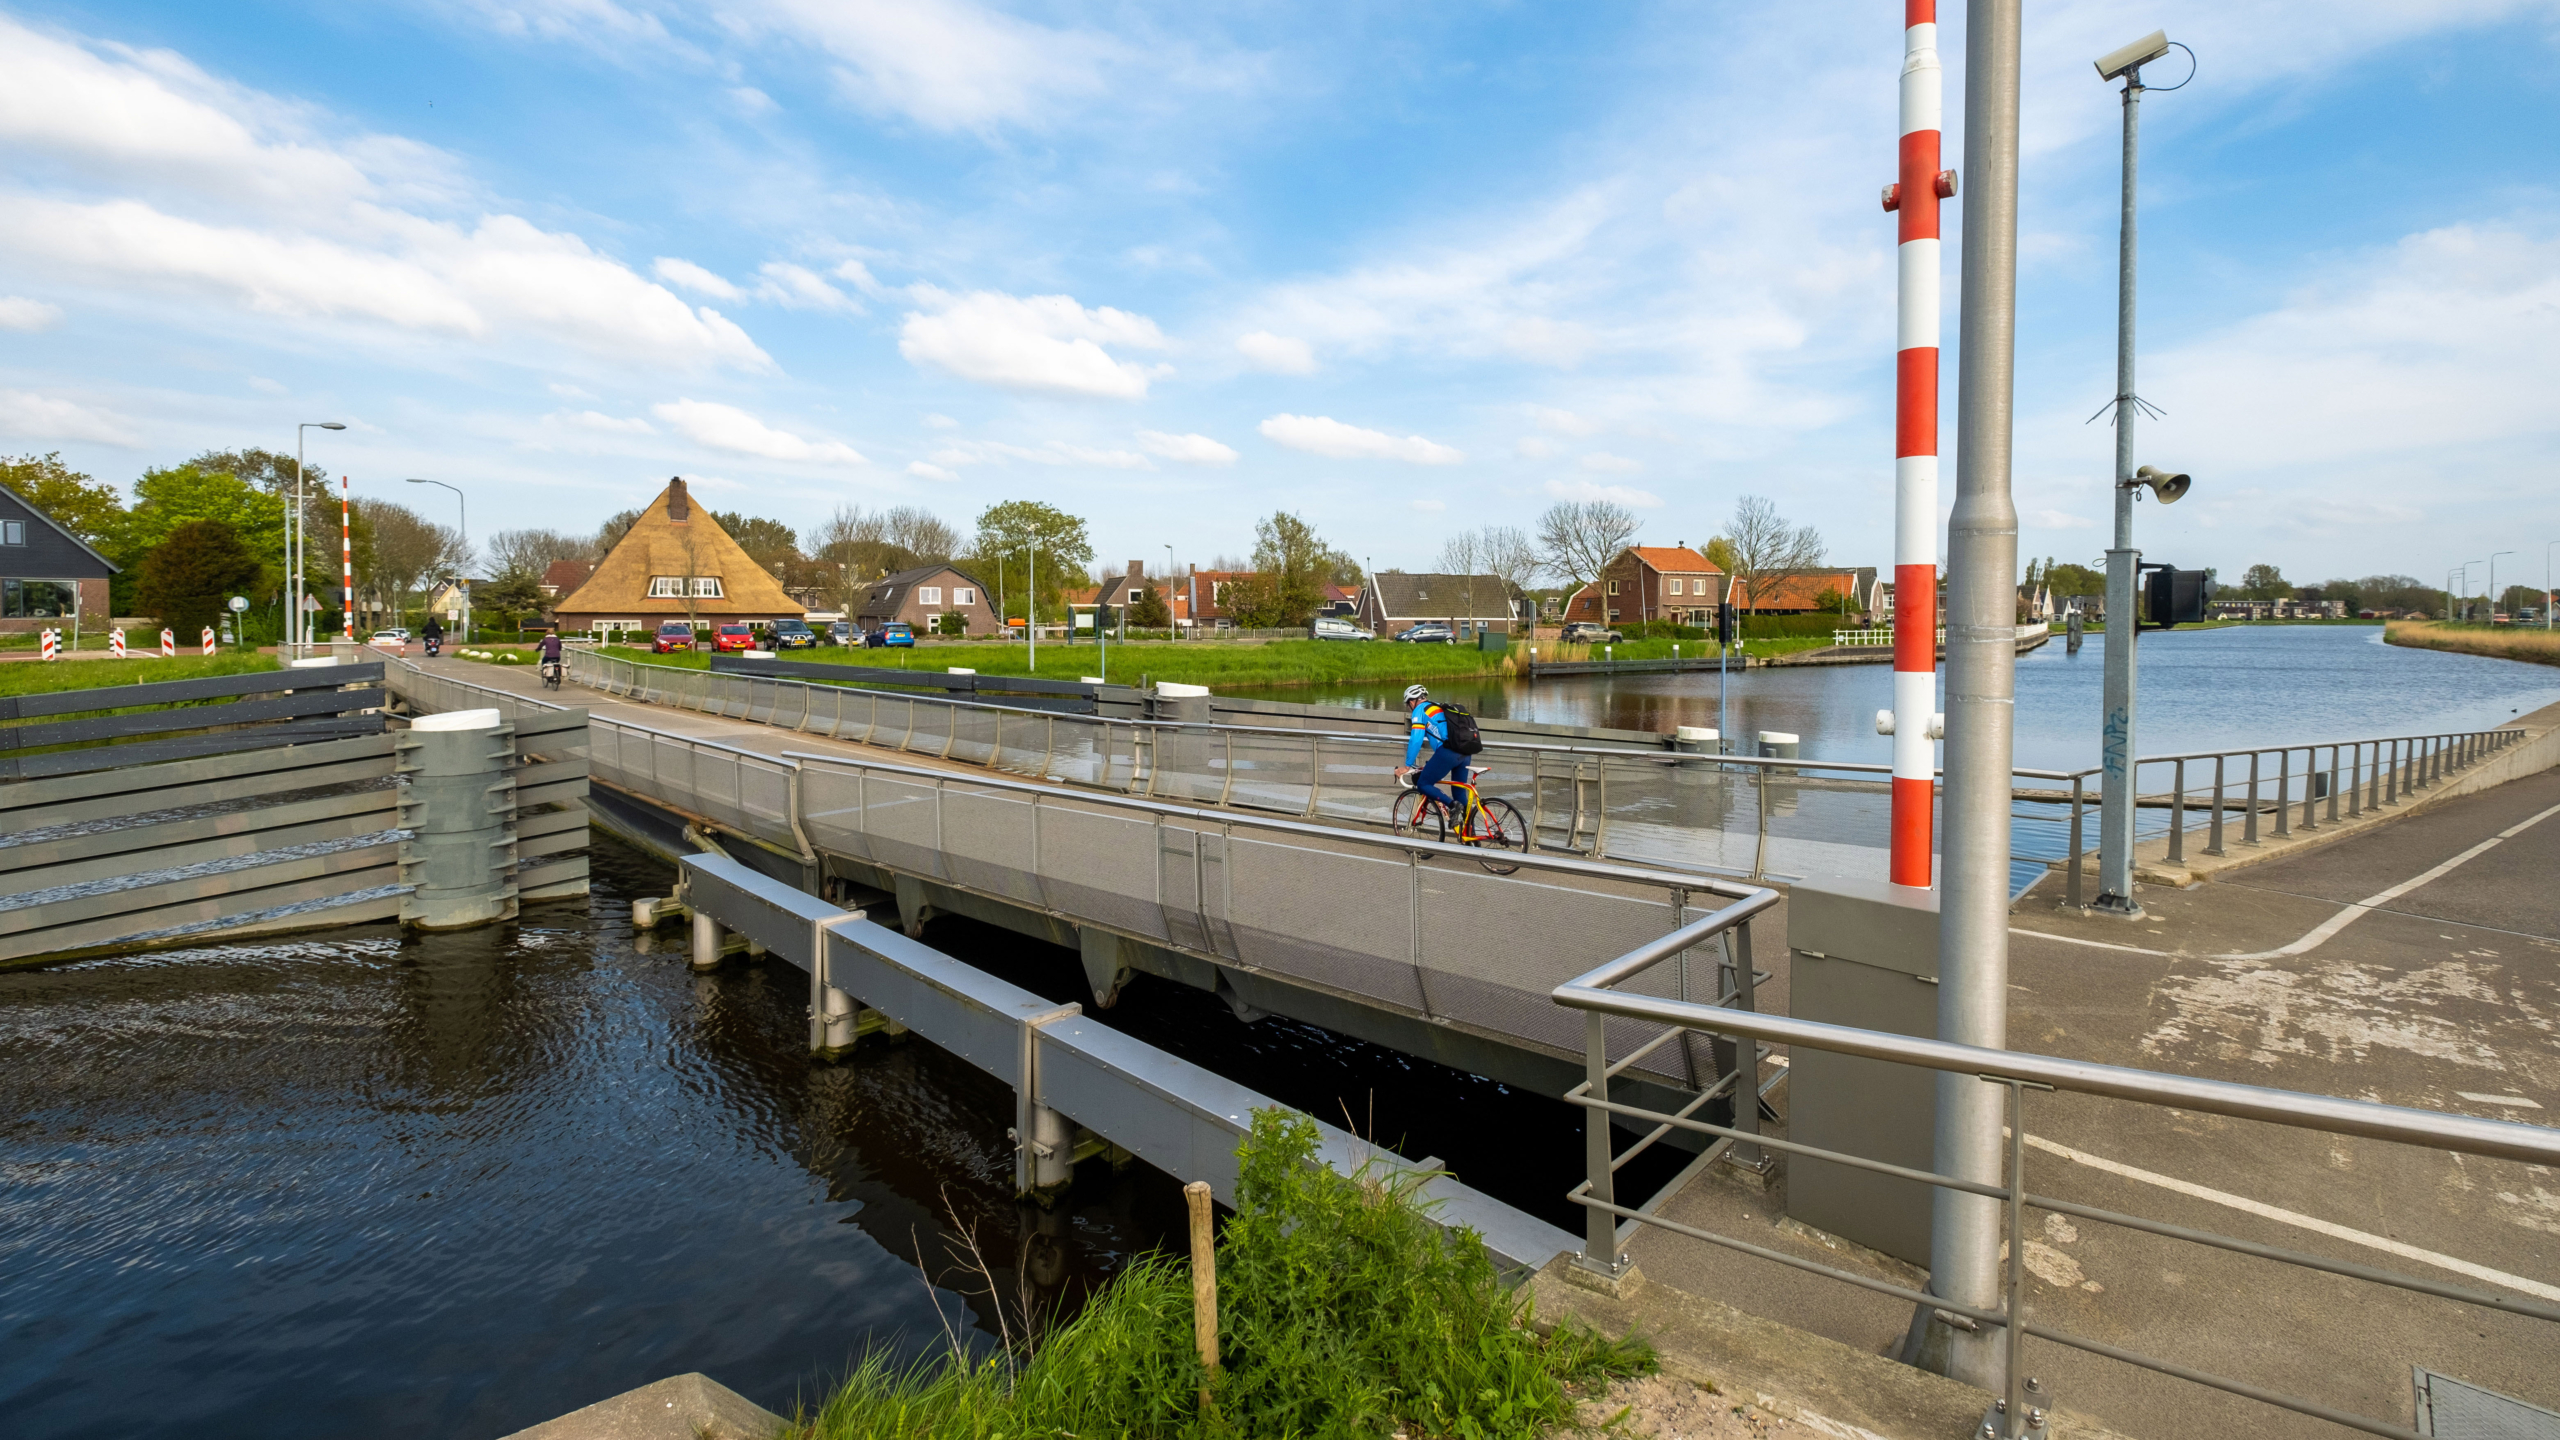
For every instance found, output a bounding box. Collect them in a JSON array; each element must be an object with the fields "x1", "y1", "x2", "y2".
[
  {"x1": 538, "y1": 630, "x2": 564, "y2": 684},
  {"x1": 1394, "y1": 683, "x2": 1469, "y2": 818}
]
